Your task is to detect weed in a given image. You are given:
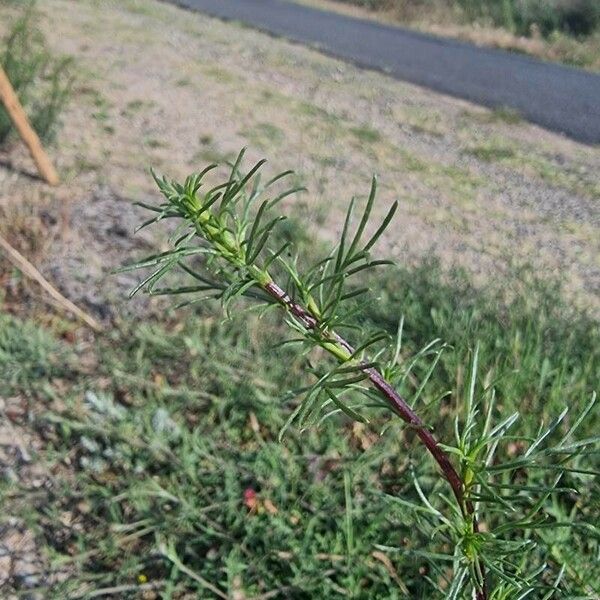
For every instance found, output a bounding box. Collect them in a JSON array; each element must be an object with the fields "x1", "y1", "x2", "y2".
[
  {"x1": 489, "y1": 105, "x2": 522, "y2": 124},
  {"x1": 242, "y1": 122, "x2": 285, "y2": 149},
  {"x1": 0, "y1": 1, "x2": 73, "y2": 144},
  {"x1": 350, "y1": 124, "x2": 382, "y2": 144},
  {"x1": 466, "y1": 142, "x2": 517, "y2": 162},
  {"x1": 121, "y1": 151, "x2": 599, "y2": 598},
  {"x1": 125, "y1": 99, "x2": 145, "y2": 112},
  {"x1": 0, "y1": 313, "x2": 64, "y2": 394}
]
